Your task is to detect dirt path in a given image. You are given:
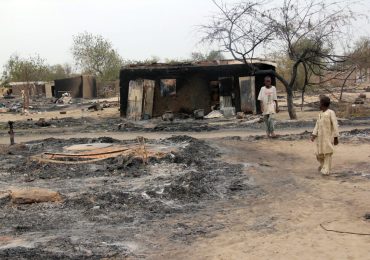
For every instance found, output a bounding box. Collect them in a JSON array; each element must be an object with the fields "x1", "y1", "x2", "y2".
[
  {"x1": 156, "y1": 139, "x2": 370, "y2": 259},
  {"x1": 1, "y1": 125, "x2": 369, "y2": 144}
]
